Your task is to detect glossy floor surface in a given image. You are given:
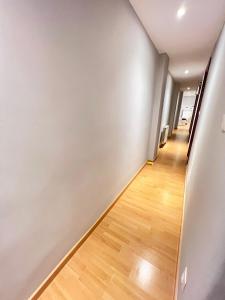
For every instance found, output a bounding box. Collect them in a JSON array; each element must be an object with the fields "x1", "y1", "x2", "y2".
[{"x1": 39, "y1": 128, "x2": 188, "y2": 300}]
